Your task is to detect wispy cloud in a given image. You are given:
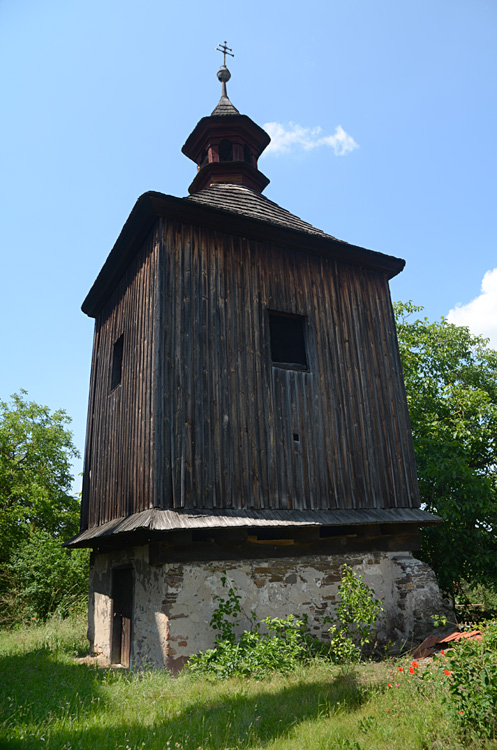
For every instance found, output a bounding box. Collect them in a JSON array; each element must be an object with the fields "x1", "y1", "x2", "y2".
[
  {"x1": 262, "y1": 122, "x2": 359, "y2": 157},
  {"x1": 447, "y1": 268, "x2": 497, "y2": 349}
]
